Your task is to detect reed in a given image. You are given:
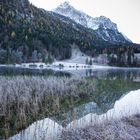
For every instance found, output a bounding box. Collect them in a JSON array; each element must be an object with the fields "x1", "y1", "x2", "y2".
[{"x1": 0, "y1": 76, "x2": 96, "y2": 138}]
